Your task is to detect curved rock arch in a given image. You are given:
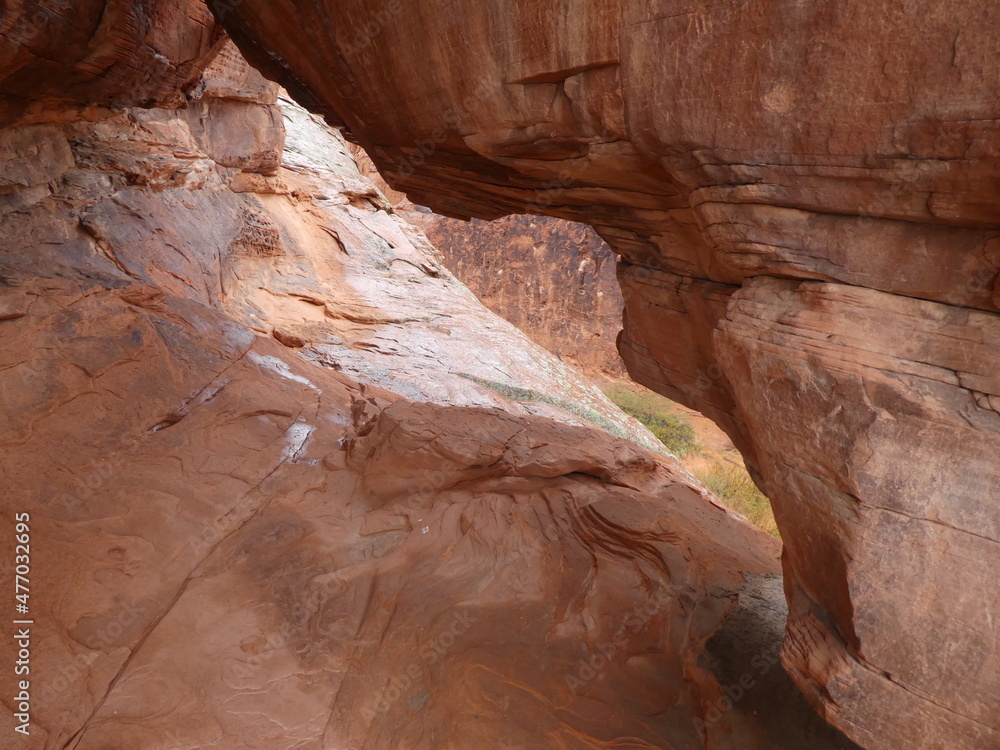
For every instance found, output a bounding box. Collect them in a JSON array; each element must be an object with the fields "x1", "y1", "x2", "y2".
[{"x1": 210, "y1": 2, "x2": 1000, "y2": 748}]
